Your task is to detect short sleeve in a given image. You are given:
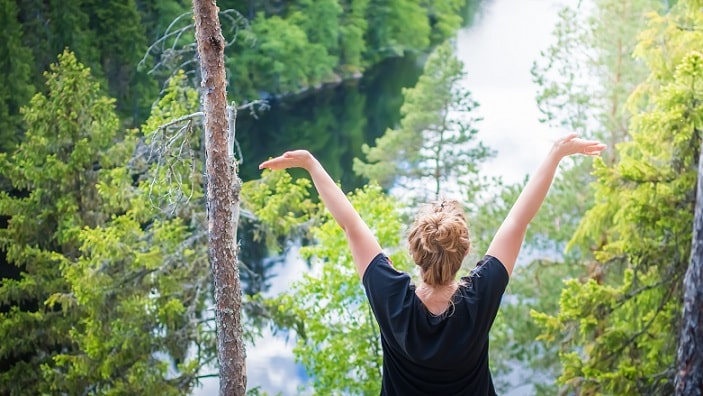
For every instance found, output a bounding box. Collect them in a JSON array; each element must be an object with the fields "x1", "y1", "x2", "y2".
[
  {"x1": 460, "y1": 255, "x2": 509, "y2": 333},
  {"x1": 362, "y1": 253, "x2": 414, "y2": 336}
]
